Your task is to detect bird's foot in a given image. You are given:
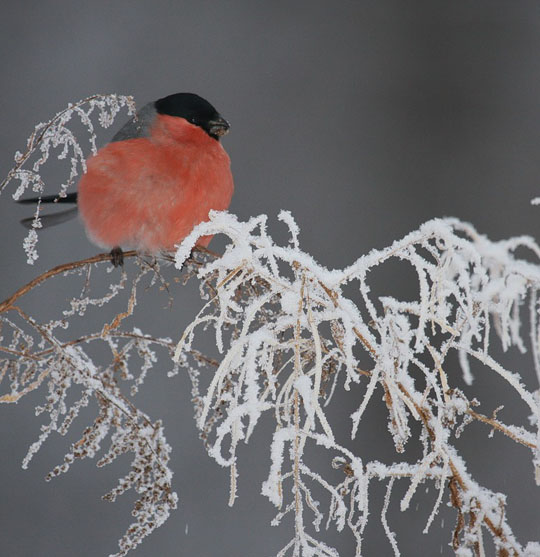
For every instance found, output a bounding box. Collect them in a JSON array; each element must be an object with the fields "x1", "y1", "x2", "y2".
[{"x1": 109, "y1": 246, "x2": 124, "y2": 267}]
